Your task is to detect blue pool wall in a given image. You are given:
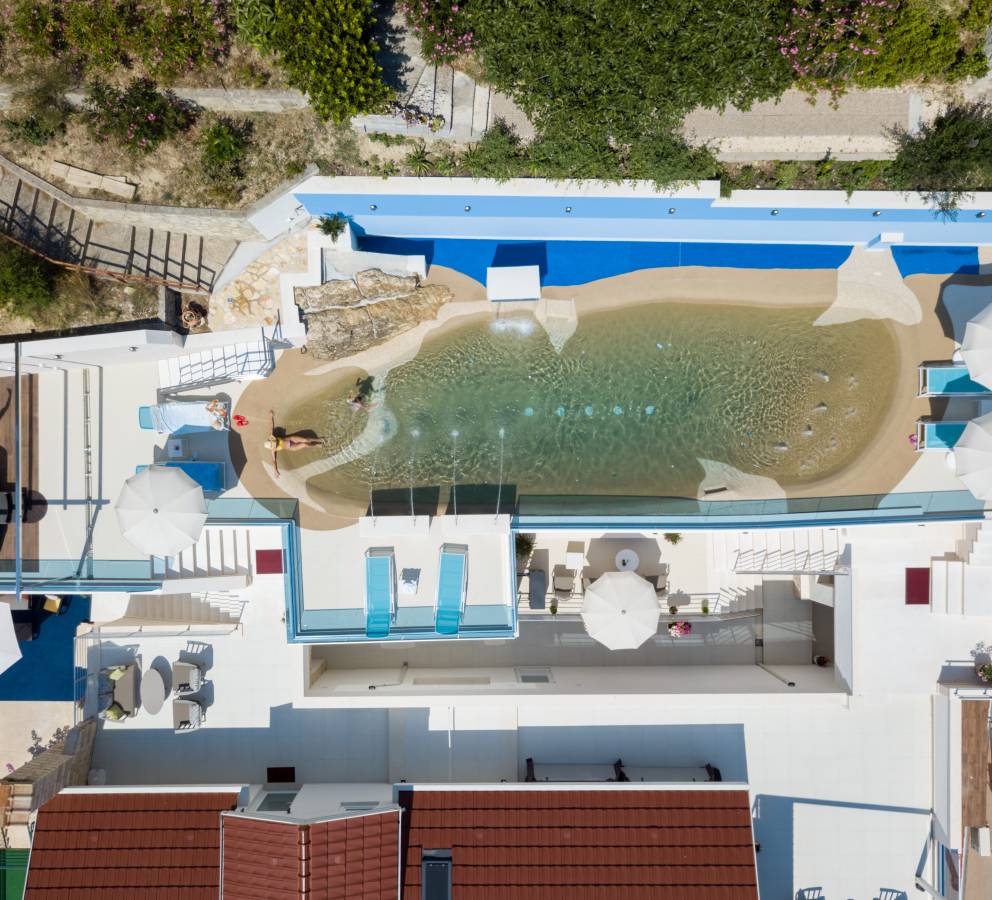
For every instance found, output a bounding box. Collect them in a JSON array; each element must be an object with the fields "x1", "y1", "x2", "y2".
[{"x1": 295, "y1": 186, "x2": 992, "y2": 247}]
